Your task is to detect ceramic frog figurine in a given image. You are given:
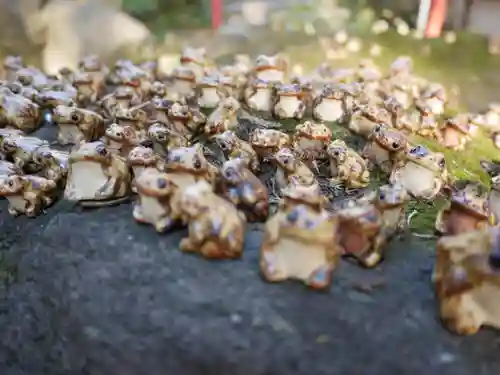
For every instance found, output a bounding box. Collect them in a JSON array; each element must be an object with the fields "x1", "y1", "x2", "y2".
[
  {"x1": 253, "y1": 54, "x2": 287, "y2": 82},
  {"x1": 132, "y1": 168, "x2": 178, "y2": 232},
  {"x1": 64, "y1": 141, "x2": 131, "y2": 206},
  {"x1": 421, "y1": 83, "x2": 446, "y2": 116},
  {"x1": 214, "y1": 130, "x2": 259, "y2": 173},
  {"x1": 479, "y1": 160, "x2": 500, "y2": 227},
  {"x1": 3, "y1": 55, "x2": 23, "y2": 82},
  {"x1": 292, "y1": 121, "x2": 332, "y2": 162},
  {"x1": 114, "y1": 105, "x2": 149, "y2": 137},
  {"x1": 100, "y1": 86, "x2": 142, "y2": 118},
  {"x1": 0, "y1": 160, "x2": 23, "y2": 176},
  {"x1": 147, "y1": 122, "x2": 189, "y2": 157},
  {"x1": 273, "y1": 147, "x2": 319, "y2": 193},
  {"x1": 72, "y1": 71, "x2": 99, "y2": 107},
  {"x1": 218, "y1": 158, "x2": 269, "y2": 222},
  {"x1": 0, "y1": 91, "x2": 41, "y2": 133},
  {"x1": 180, "y1": 47, "x2": 207, "y2": 82},
  {"x1": 0, "y1": 135, "x2": 49, "y2": 173},
  {"x1": 249, "y1": 128, "x2": 291, "y2": 160},
  {"x1": 440, "y1": 116, "x2": 472, "y2": 151},
  {"x1": 195, "y1": 75, "x2": 225, "y2": 109},
  {"x1": 168, "y1": 101, "x2": 206, "y2": 138},
  {"x1": 435, "y1": 182, "x2": 493, "y2": 236},
  {"x1": 167, "y1": 67, "x2": 197, "y2": 100},
  {"x1": 349, "y1": 104, "x2": 390, "y2": 139},
  {"x1": 327, "y1": 139, "x2": 370, "y2": 189},
  {"x1": 312, "y1": 84, "x2": 347, "y2": 123},
  {"x1": 243, "y1": 78, "x2": 275, "y2": 113},
  {"x1": 104, "y1": 122, "x2": 144, "y2": 157},
  {"x1": 127, "y1": 145, "x2": 162, "y2": 191},
  {"x1": 434, "y1": 228, "x2": 500, "y2": 335},
  {"x1": 52, "y1": 105, "x2": 105, "y2": 146},
  {"x1": 178, "y1": 180, "x2": 246, "y2": 259},
  {"x1": 361, "y1": 123, "x2": 408, "y2": 174},
  {"x1": 271, "y1": 83, "x2": 307, "y2": 120},
  {"x1": 78, "y1": 54, "x2": 108, "y2": 100},
  {"x1": 390, "y1": 144, "x2": 447, "y2": 200},
  {"x1": 204, "y1": 97, "x2": 240, "y2": 136},
  {"x1": 260, "y1": 183, "x2": 341, "y2": 290}
]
